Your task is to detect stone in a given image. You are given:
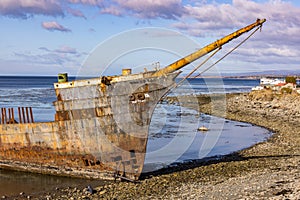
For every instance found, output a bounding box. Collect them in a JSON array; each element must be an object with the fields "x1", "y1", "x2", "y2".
[{"x1": 99, "y1": 190, "x2": 107, "y2": 195}]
